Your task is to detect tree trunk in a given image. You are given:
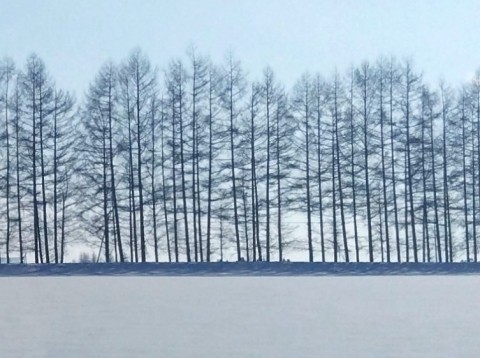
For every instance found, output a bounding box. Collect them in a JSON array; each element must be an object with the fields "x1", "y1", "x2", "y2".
[
  {"x1": 389, "y1": 64, "x2": 401, "y2": 262},
  {"x1": 404, "y1": 146, "x2": 409, "y2": 262},
  {"x1": 172, "y1": 92, "x2": 179, "y2": 262},
  {"x1": 379, "y1": 71, "x2": 390, "y2": 262},
  {"x1": 349, "y1": 75, "x2": 359, "y2": 262},
  {"x1": 429, "y1": 104, "x2": 442, "y2": 262},
  {"x1": 276, "y1": 102, "x2": 283, "y2": 261},
  {"x1": 241, "y1": 174, "x2": 250, "y2": 261},
  {"x1": 151, "y1": 103, "x2": 159, "y2": 262},
  {"x1": 442, "y1": 91, "x2": 450, "y2": 262},
  {"x1": 60, "y1": 189, "x2": 67, "y2": 263},
  {"x1": 179, "y1": 74, "x2": 191, "y2": 262},
  {"x1": 103, "y1": 129, "x2": 109, "y2": 262},
  {"x1": 461, "y1": 96, "x2": 469, "y2": 261},
  {"x1": 472, "y1": 109, "x2": 478, "y2": 262},
  {"x1": 265, "y1": 82, "x2": 271, "y2": 262},
  {"x1": 405, "y1": 72, "x2": 418, "y2": 262},
  {"x1": 362, "y1": 68, "x2": 374, "y2": 262},
  {"x1": 32, "y1": 79, "x2": 41, "y2": 263},
  {"x1": 161, "y1": 107, "x2": 172, "y2": 263},
  {"x1": 334, "y1": 79, "x2": 349, "y2": 262},
  {"x1": 14, "y1": 85, "x2": 23, "y2": 262},
  {"x1": 126, "y1": 85, "x2": 138, "y2": 262},
  {"x1": 4, "y1": 75, "x2": 11, "y2": 263},
  {"x1": 39, "y1": 84, "x2": 49, "y2": 263},
  {"x1": 421, "y1": 97, "x2": 430, "y2": 262},
  {"x1": 206, "y1": 79, "x2": 214, "y2": 262},
  {"x1": 305, "y1": 85, "x2": 313, "y2": 262},
  {"x1": 53, "y1": 94, "x2": 58, "y2": 263},
  {"x1": 316, "y1": 82, "x2": 326, "y2": 262},
  {"x1": 228, "y1": 70, "x2": 241, "y2": 261},
  {"x1": 109, "y1": 80, "x2": 123, "y2": 262},
  {"x1": 135, "y1": 65, "x2": 146, "y2": 262},
  {"x1": 332, "y1": 116, "x2": 338, "y2": 262}
]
